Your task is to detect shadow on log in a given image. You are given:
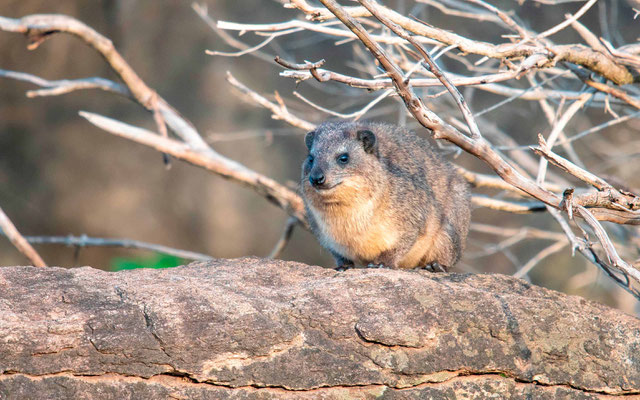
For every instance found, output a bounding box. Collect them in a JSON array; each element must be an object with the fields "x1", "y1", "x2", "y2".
[{"x1": 0, "y1": 258, "x2": 639, "y2": 399}]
